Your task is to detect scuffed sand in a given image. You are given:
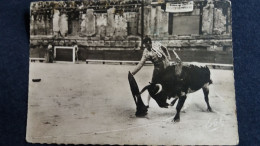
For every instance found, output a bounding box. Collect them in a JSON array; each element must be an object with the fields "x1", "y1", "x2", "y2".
[{"x1": 26, "y1": 63, "x2": 238, "y2": 145}]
